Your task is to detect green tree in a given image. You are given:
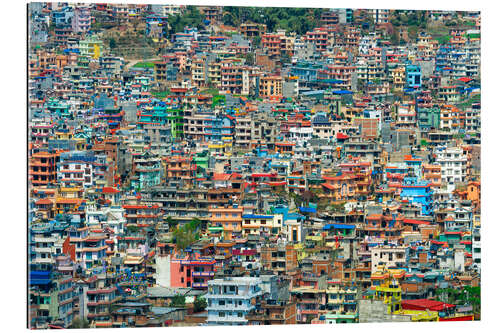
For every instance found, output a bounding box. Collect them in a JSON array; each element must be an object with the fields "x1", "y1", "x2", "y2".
[
  {"x1": 69, "y1": 317, "x2": 90, "y2": 329},
  {"x1": 127, "y1": 224, "x2": 139, "y2": 234},
  {"x1": 109, "y1": 37, "x2": 117, "y2": 49},
  {"x1": 223, "y1": 12, "x2": 236, "y2": 26},
  {"x1": 252, "y1": 36, "x2": 261, "y2": 48},
  {"x1": 193, "y1": 297, "x2": 207, "y2": 312},
  {"x1": 170, "y1": 295, "x2": 186, "y2": 307},
  {"x1": 187, "y1": 218, "x2": 202, "y2": 232},
  {"x1": 166, "y1": 216, "x2": 178, "y2": 230},
  {"x1": 390, "y1": 29, "x2": 400, "y2": 45},
  {"x1": 245, "y1": 52, "x2": 255, "y2": 65},
  {"x1": 173, "y1": 224, "x2": 198, "y2": 252}
]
